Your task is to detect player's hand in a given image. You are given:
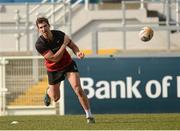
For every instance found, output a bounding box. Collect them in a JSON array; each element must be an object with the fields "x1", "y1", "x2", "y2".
[{"x1": 76, "y1": 51, "x2": 85, "y2": 59}]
